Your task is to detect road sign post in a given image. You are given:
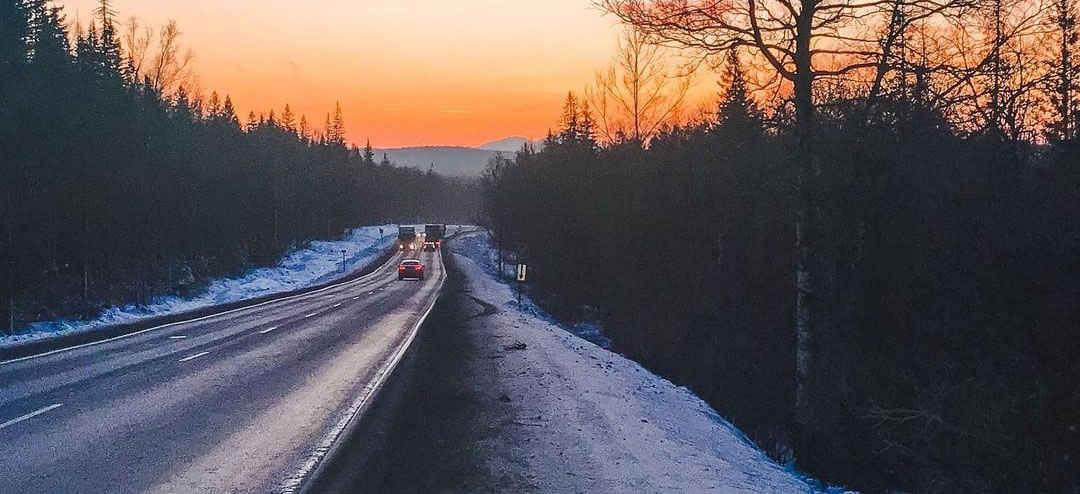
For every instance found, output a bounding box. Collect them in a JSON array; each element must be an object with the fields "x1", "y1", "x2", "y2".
[
  {"x1": 341, "y1": 250, "x2": 347, "y2": 273},
  {"x1": 515, "y1": 264, "x2": 527, "y2": 304}
]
